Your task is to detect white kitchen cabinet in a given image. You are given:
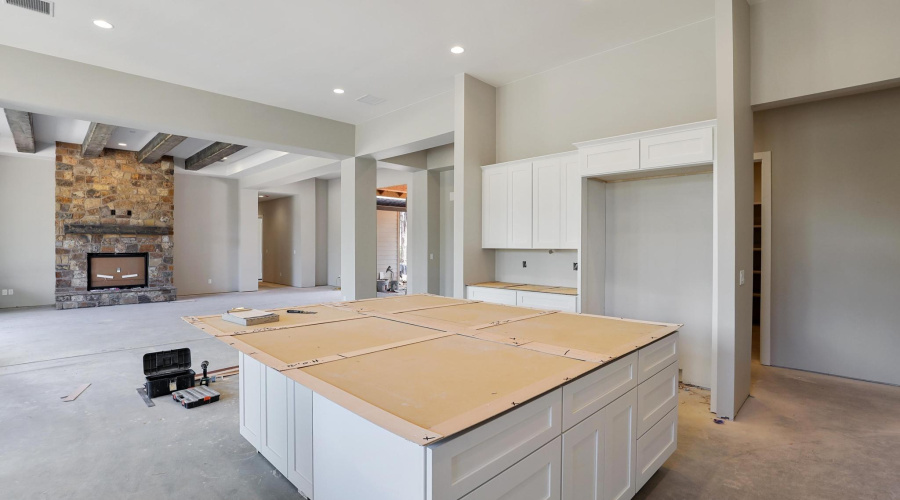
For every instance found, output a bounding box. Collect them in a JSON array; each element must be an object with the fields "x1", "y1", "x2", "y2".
[
  {"x1": 561, "y1": 155, "x2": 581, "y2": 249},
  {"x1": 562, "y1": 388, "x2": 637, "y2": 500},
  {"x1": 466, "y1": 286, "x2": 518, "y2": 306},
  {"x1": 636, "y1": 361, "x2": 679, "y2": 438},
  {"x1": 640, "y1": 127, "x2": 713, "y2": 170},
  {"x1": 288, "y1": 381, "x2": 314, "y2": 498},
  {"x1": 517, "y1": 290, "x2": 578, "y2": 313},
  {"x1": 636, "y1": 408, "x2": 677, "y2": 490},
  {"x1": 508, "y1": 162, "x2": 533, "y2": 248},
  {"x1": 239, "y1": 352, "x2": 262, "y2": 449},
  {"x1": 637, "y1": 333, "x2": 678, "y2": 383},
  {"x1": 562, "y1": 353, "x2": 637, "y2": 431},
  {"x1": 460, "y1": 436, "x2": 562, "y2": 500},
  {"x1": 482, "y1": 165, "x2": 510, "y2": 249},
  {"x1": 578, "y1": 140, "x2": 640, "y2": 177},
  {"x1": 260, "y1": 366, "x2": 290, "y2": 475},
  {"x1": 532, "y1": 157, "x2": 563, "y2": 249}
]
